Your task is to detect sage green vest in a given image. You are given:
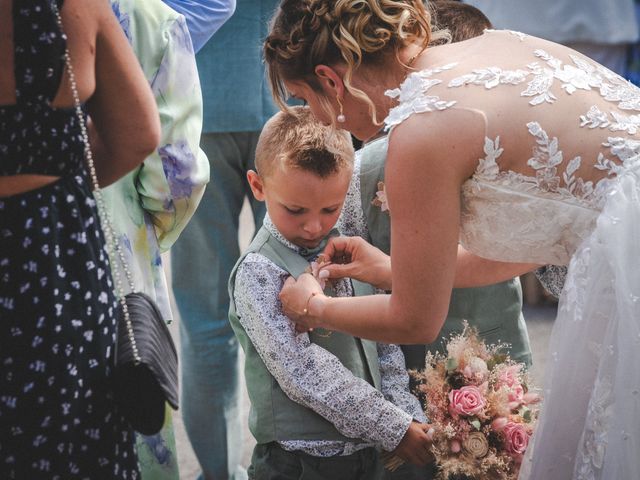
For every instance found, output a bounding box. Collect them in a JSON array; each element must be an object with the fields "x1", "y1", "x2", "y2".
[
  {"x1": 228, "y1": 227, "x2": 382, "y2": 444},
  {"x1": 359, "y1": 137, "x2": 532, "y2": 369}
]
